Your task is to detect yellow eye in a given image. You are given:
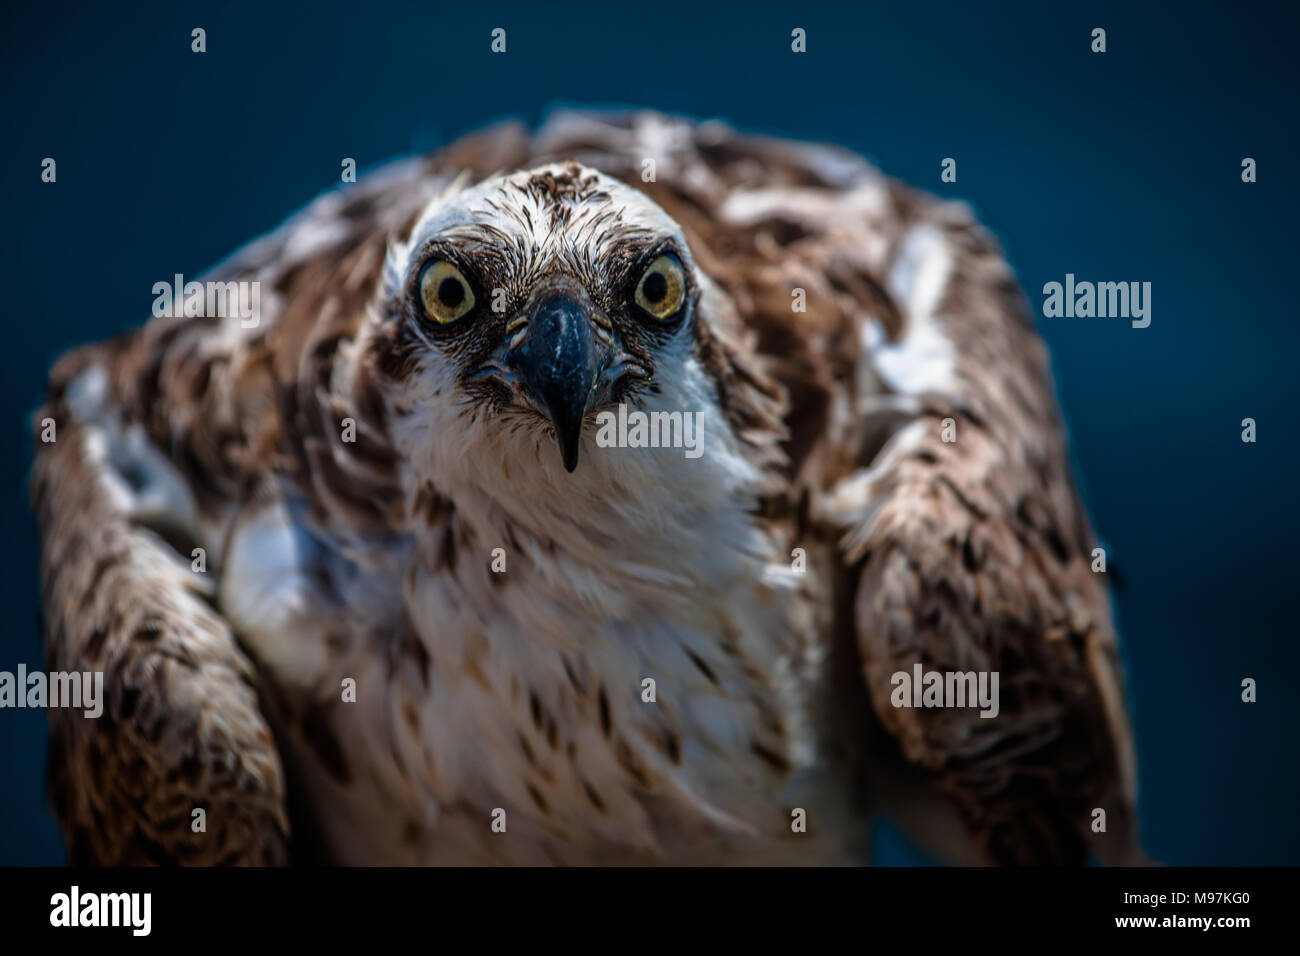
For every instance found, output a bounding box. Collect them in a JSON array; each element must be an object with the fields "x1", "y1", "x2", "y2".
[
  {"x1": 634, "y1": 254, "x2": 687, "y2": 320},
  {"x1": 419, "y1": 260, "x2": 475, "y2": 324}
]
